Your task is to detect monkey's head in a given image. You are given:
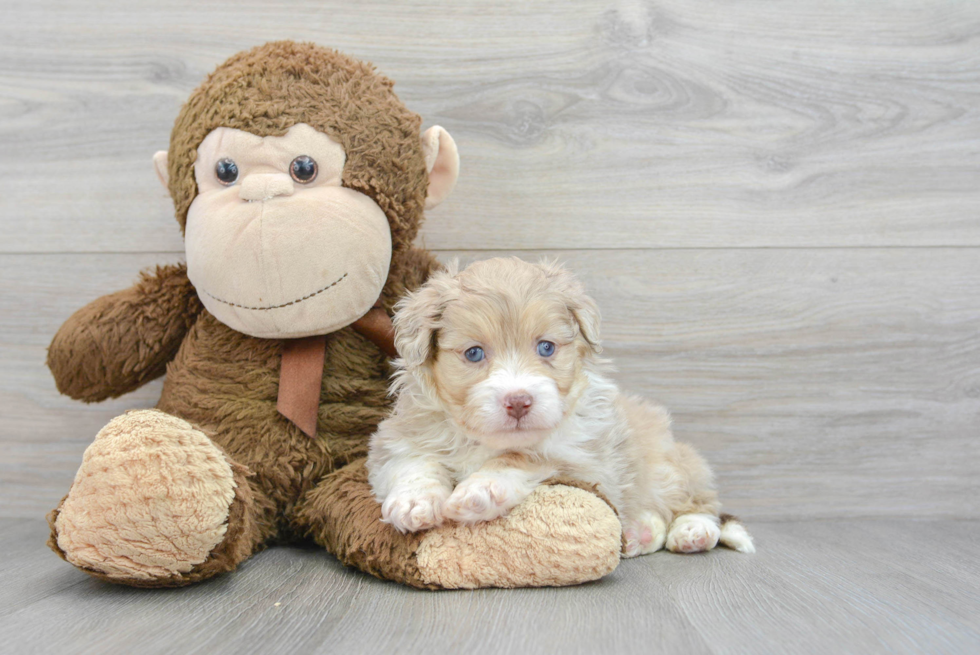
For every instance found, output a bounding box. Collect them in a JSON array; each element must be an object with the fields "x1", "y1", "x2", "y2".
[{"x1": 153, "y1": 41, "x2": 458, "y2": 339}]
